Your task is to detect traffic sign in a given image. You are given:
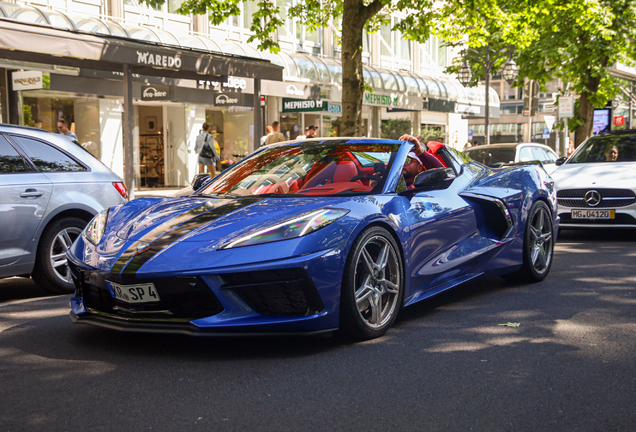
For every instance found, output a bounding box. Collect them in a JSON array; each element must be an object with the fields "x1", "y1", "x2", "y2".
[
  {"x1": 544, "y1": 115, "x2": 556, "y2": 131},
  {"x1": 558, "y1": 96, "x2": 575, "y2": 118},
  {"x1": 542, "y1": 128, "x2": 550, "y2": 139}
]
